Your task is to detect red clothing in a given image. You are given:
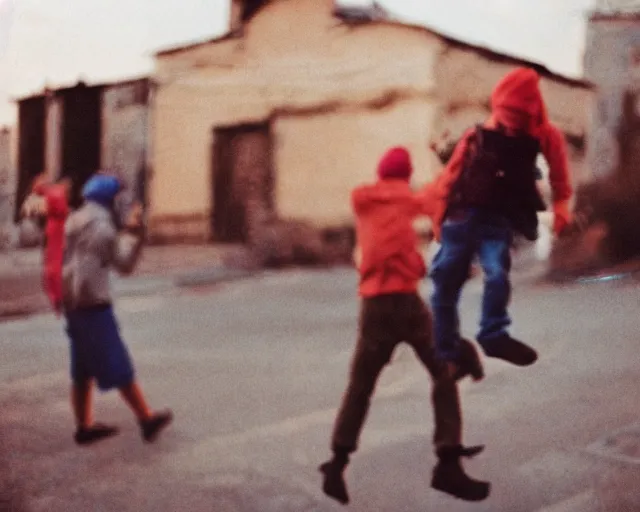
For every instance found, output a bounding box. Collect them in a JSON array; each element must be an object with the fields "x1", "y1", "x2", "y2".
[
  {"x1": 376, "y1": 147, "x2": 414, "y2": 181},
  {"x1": 423, "y1": 67, "x2": 573, "y2": 240},
  {"x1": 353, "y1": 180, "x2": 433, "y2": 298},
  {"x1": 42, "y1": 184, "x2": 69, "y2": 313}
]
